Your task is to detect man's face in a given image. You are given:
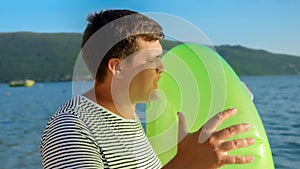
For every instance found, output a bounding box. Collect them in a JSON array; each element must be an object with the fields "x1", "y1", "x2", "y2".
[{"x1": 126, "y1": 37, "x2": 164, "y2": 103}]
